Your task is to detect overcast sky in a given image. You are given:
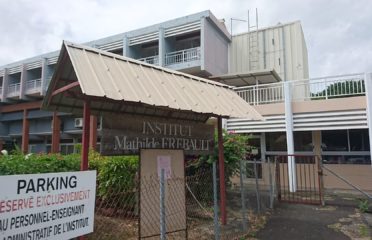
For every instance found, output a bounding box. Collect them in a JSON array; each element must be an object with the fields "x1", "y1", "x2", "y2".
[{"x1": 0, "y1": 0, "x2": 371, "y2": 78}]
